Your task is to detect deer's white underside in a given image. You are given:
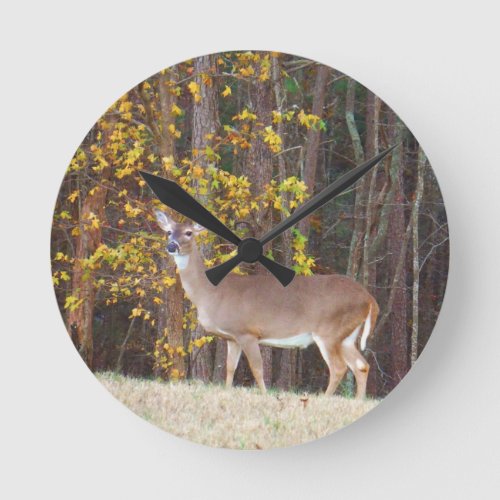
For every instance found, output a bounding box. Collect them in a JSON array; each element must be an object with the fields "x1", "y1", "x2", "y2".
[{"x1": 259, "y1": 332, "x2": 315, "y2": 349}]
